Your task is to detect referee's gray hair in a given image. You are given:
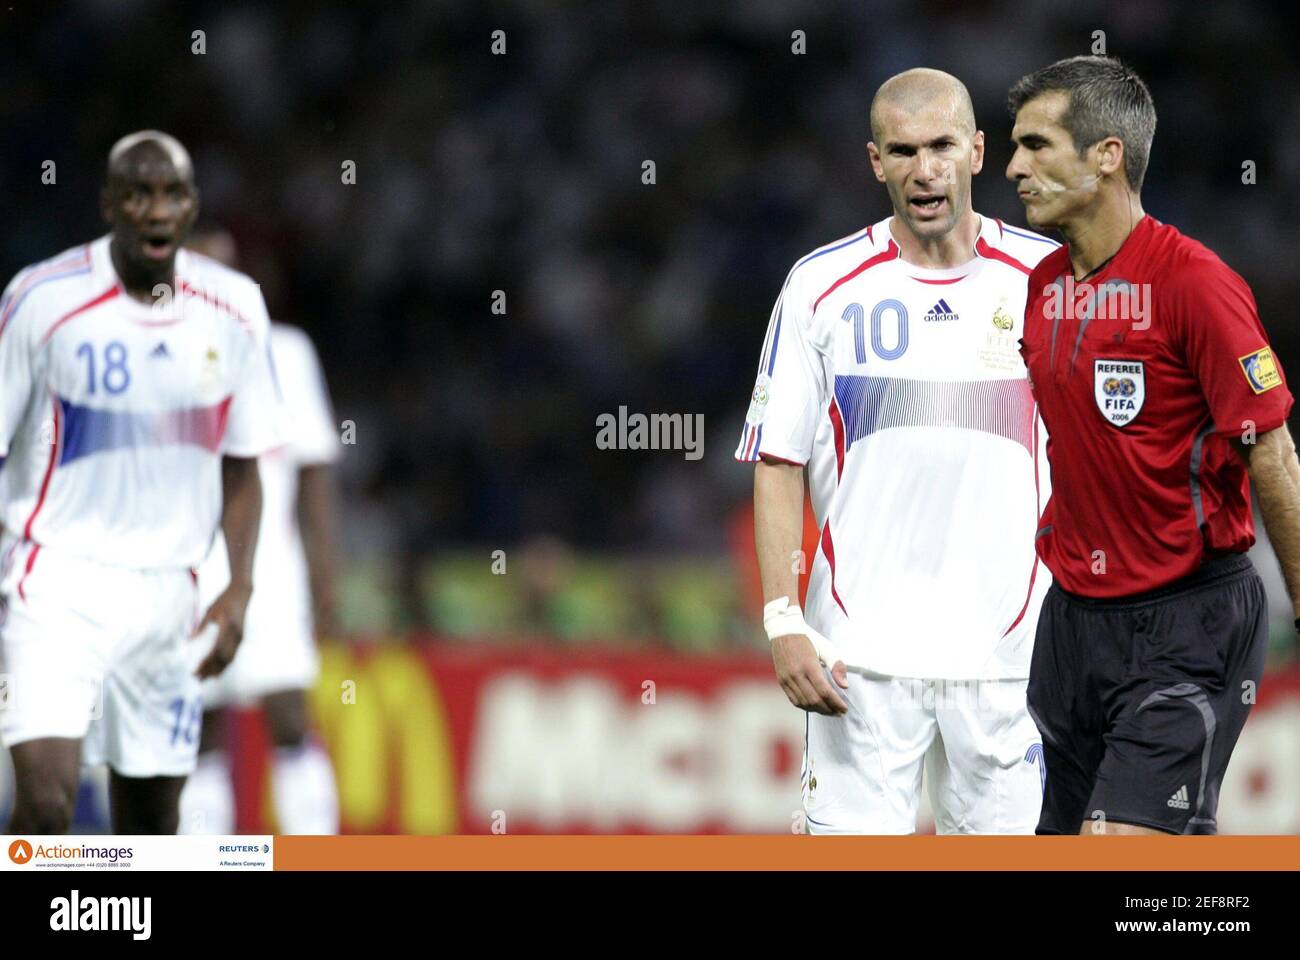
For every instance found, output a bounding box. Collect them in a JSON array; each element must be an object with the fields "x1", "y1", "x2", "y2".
[
  {"x1": 1008, "y1": 56, "x2": 1156, "y2": 192},
  {"x1": 106, "y1": 130, "x2": 193, "y2": 180}
]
